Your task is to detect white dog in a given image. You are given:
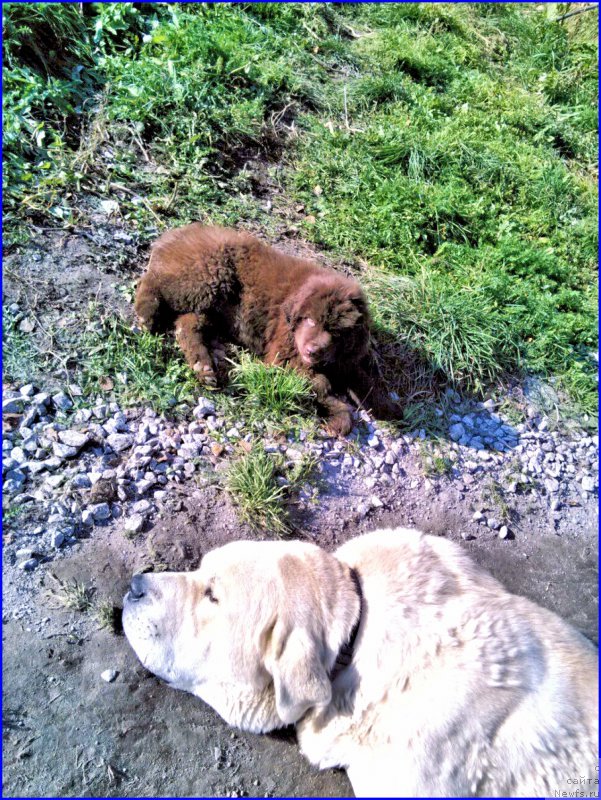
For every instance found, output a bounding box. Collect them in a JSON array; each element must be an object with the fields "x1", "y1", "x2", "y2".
[{"x1": 123, "y1": 527, "x2": 598, "y2": 797}]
